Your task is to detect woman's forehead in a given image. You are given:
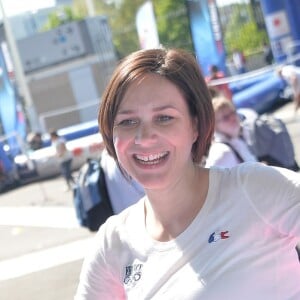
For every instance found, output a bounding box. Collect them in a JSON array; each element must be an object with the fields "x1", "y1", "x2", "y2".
[{"x1": 119, "y1": 75, "x2": 183, "y2": 106}]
